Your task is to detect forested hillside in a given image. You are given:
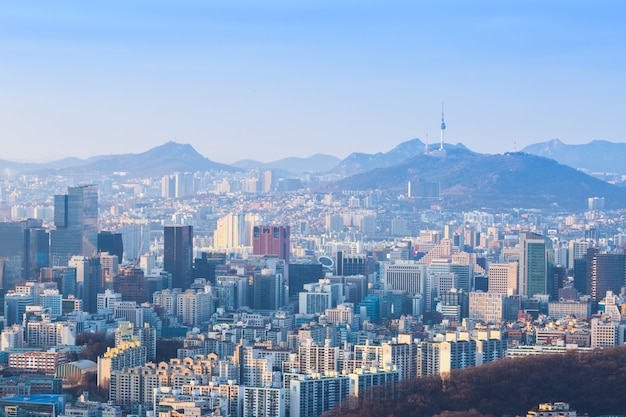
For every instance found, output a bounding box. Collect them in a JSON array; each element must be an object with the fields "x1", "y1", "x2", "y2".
[{"x1": 327, "y1": 346, "x2": 626, "y2": 417}]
